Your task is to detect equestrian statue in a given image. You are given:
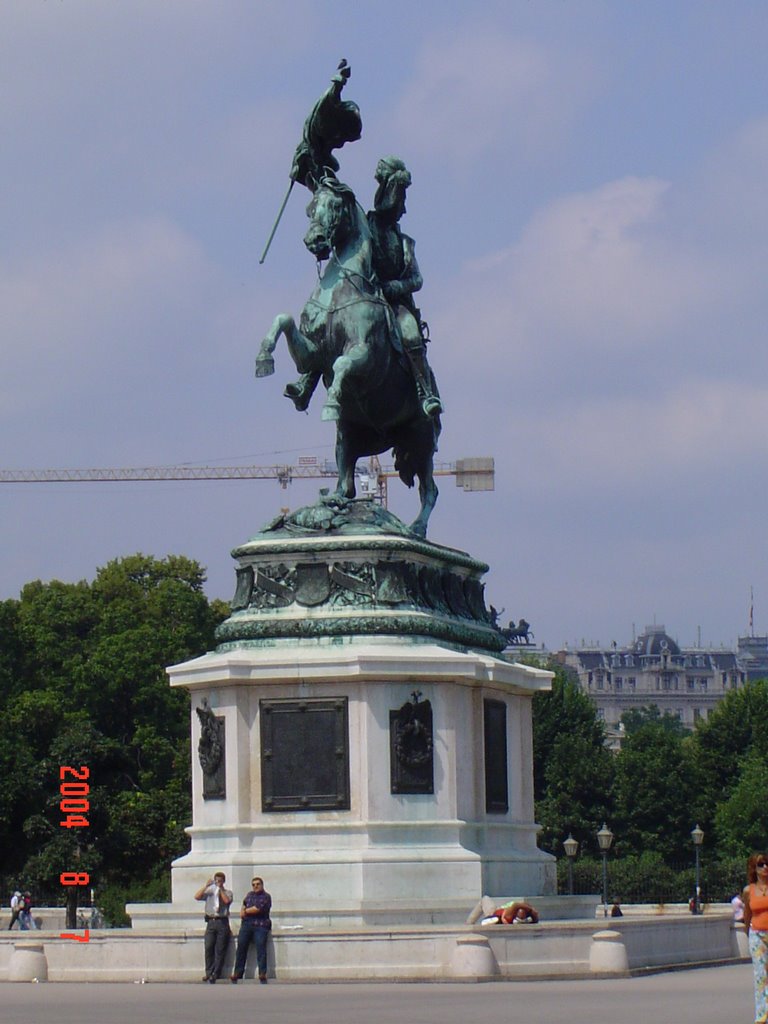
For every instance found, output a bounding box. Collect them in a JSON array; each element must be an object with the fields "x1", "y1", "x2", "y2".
[{"x1": 255, "y1": 61, "x2": 442, "y2": 538}]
